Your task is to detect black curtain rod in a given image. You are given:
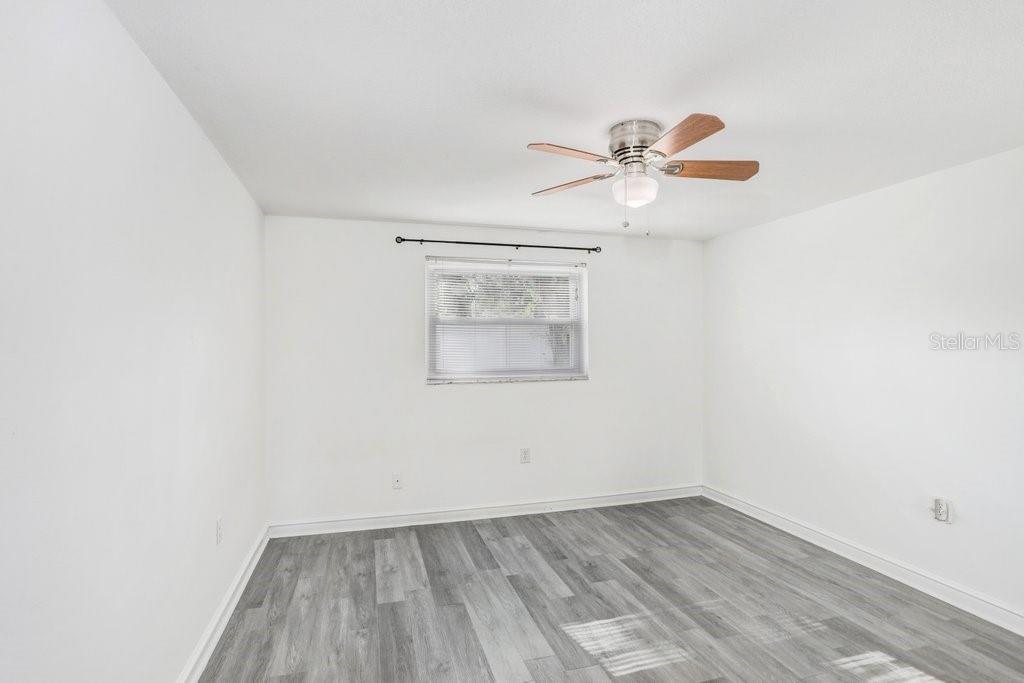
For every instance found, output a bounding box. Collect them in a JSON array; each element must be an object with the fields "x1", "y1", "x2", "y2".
[{"x1": 395, "y1": 236, "x2": 600, "y2": 253}]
